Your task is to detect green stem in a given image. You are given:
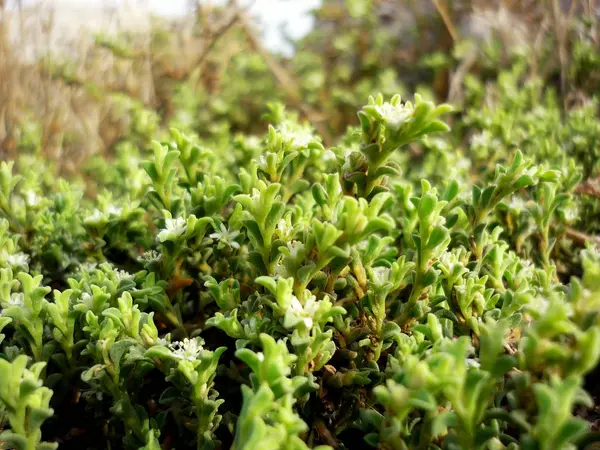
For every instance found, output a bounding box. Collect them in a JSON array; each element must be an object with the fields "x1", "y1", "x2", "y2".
[
  {"x1": 295, "y1": 256, "x2": 333, "y2": 296},
  {"x1": 373, "y1": 293, "x2": 387, "y2": 361},
  {"x1": 396, "y1": 258, "x2": 426, "y2": 326}
]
